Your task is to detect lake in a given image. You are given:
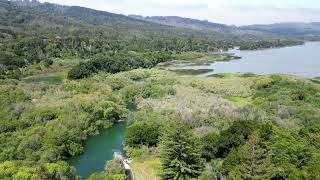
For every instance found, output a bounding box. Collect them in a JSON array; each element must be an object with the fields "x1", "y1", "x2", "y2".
[
  {"x1": 177, "y1": 42, "x2": 320, "y2": 78},
  {"x1": 69, "y1": 122, "x2": 127, "y2": 179}
]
